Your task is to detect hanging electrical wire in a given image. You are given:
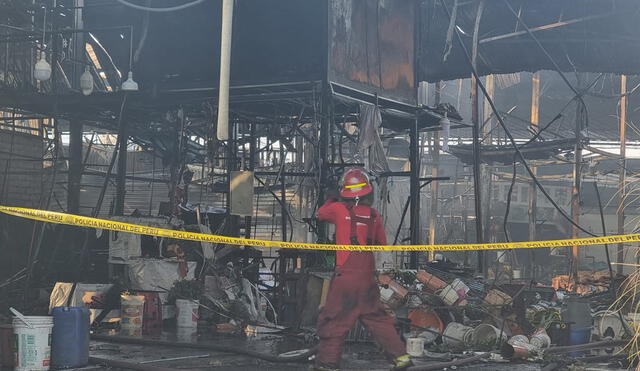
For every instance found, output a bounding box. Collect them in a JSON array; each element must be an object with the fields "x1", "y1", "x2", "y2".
[
  {"x1": 115, "y1": 0, "x2": 207, "y2": 12},
  {"x1": 440, "y1": 0, "x2": 599, "y2": 238}
]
